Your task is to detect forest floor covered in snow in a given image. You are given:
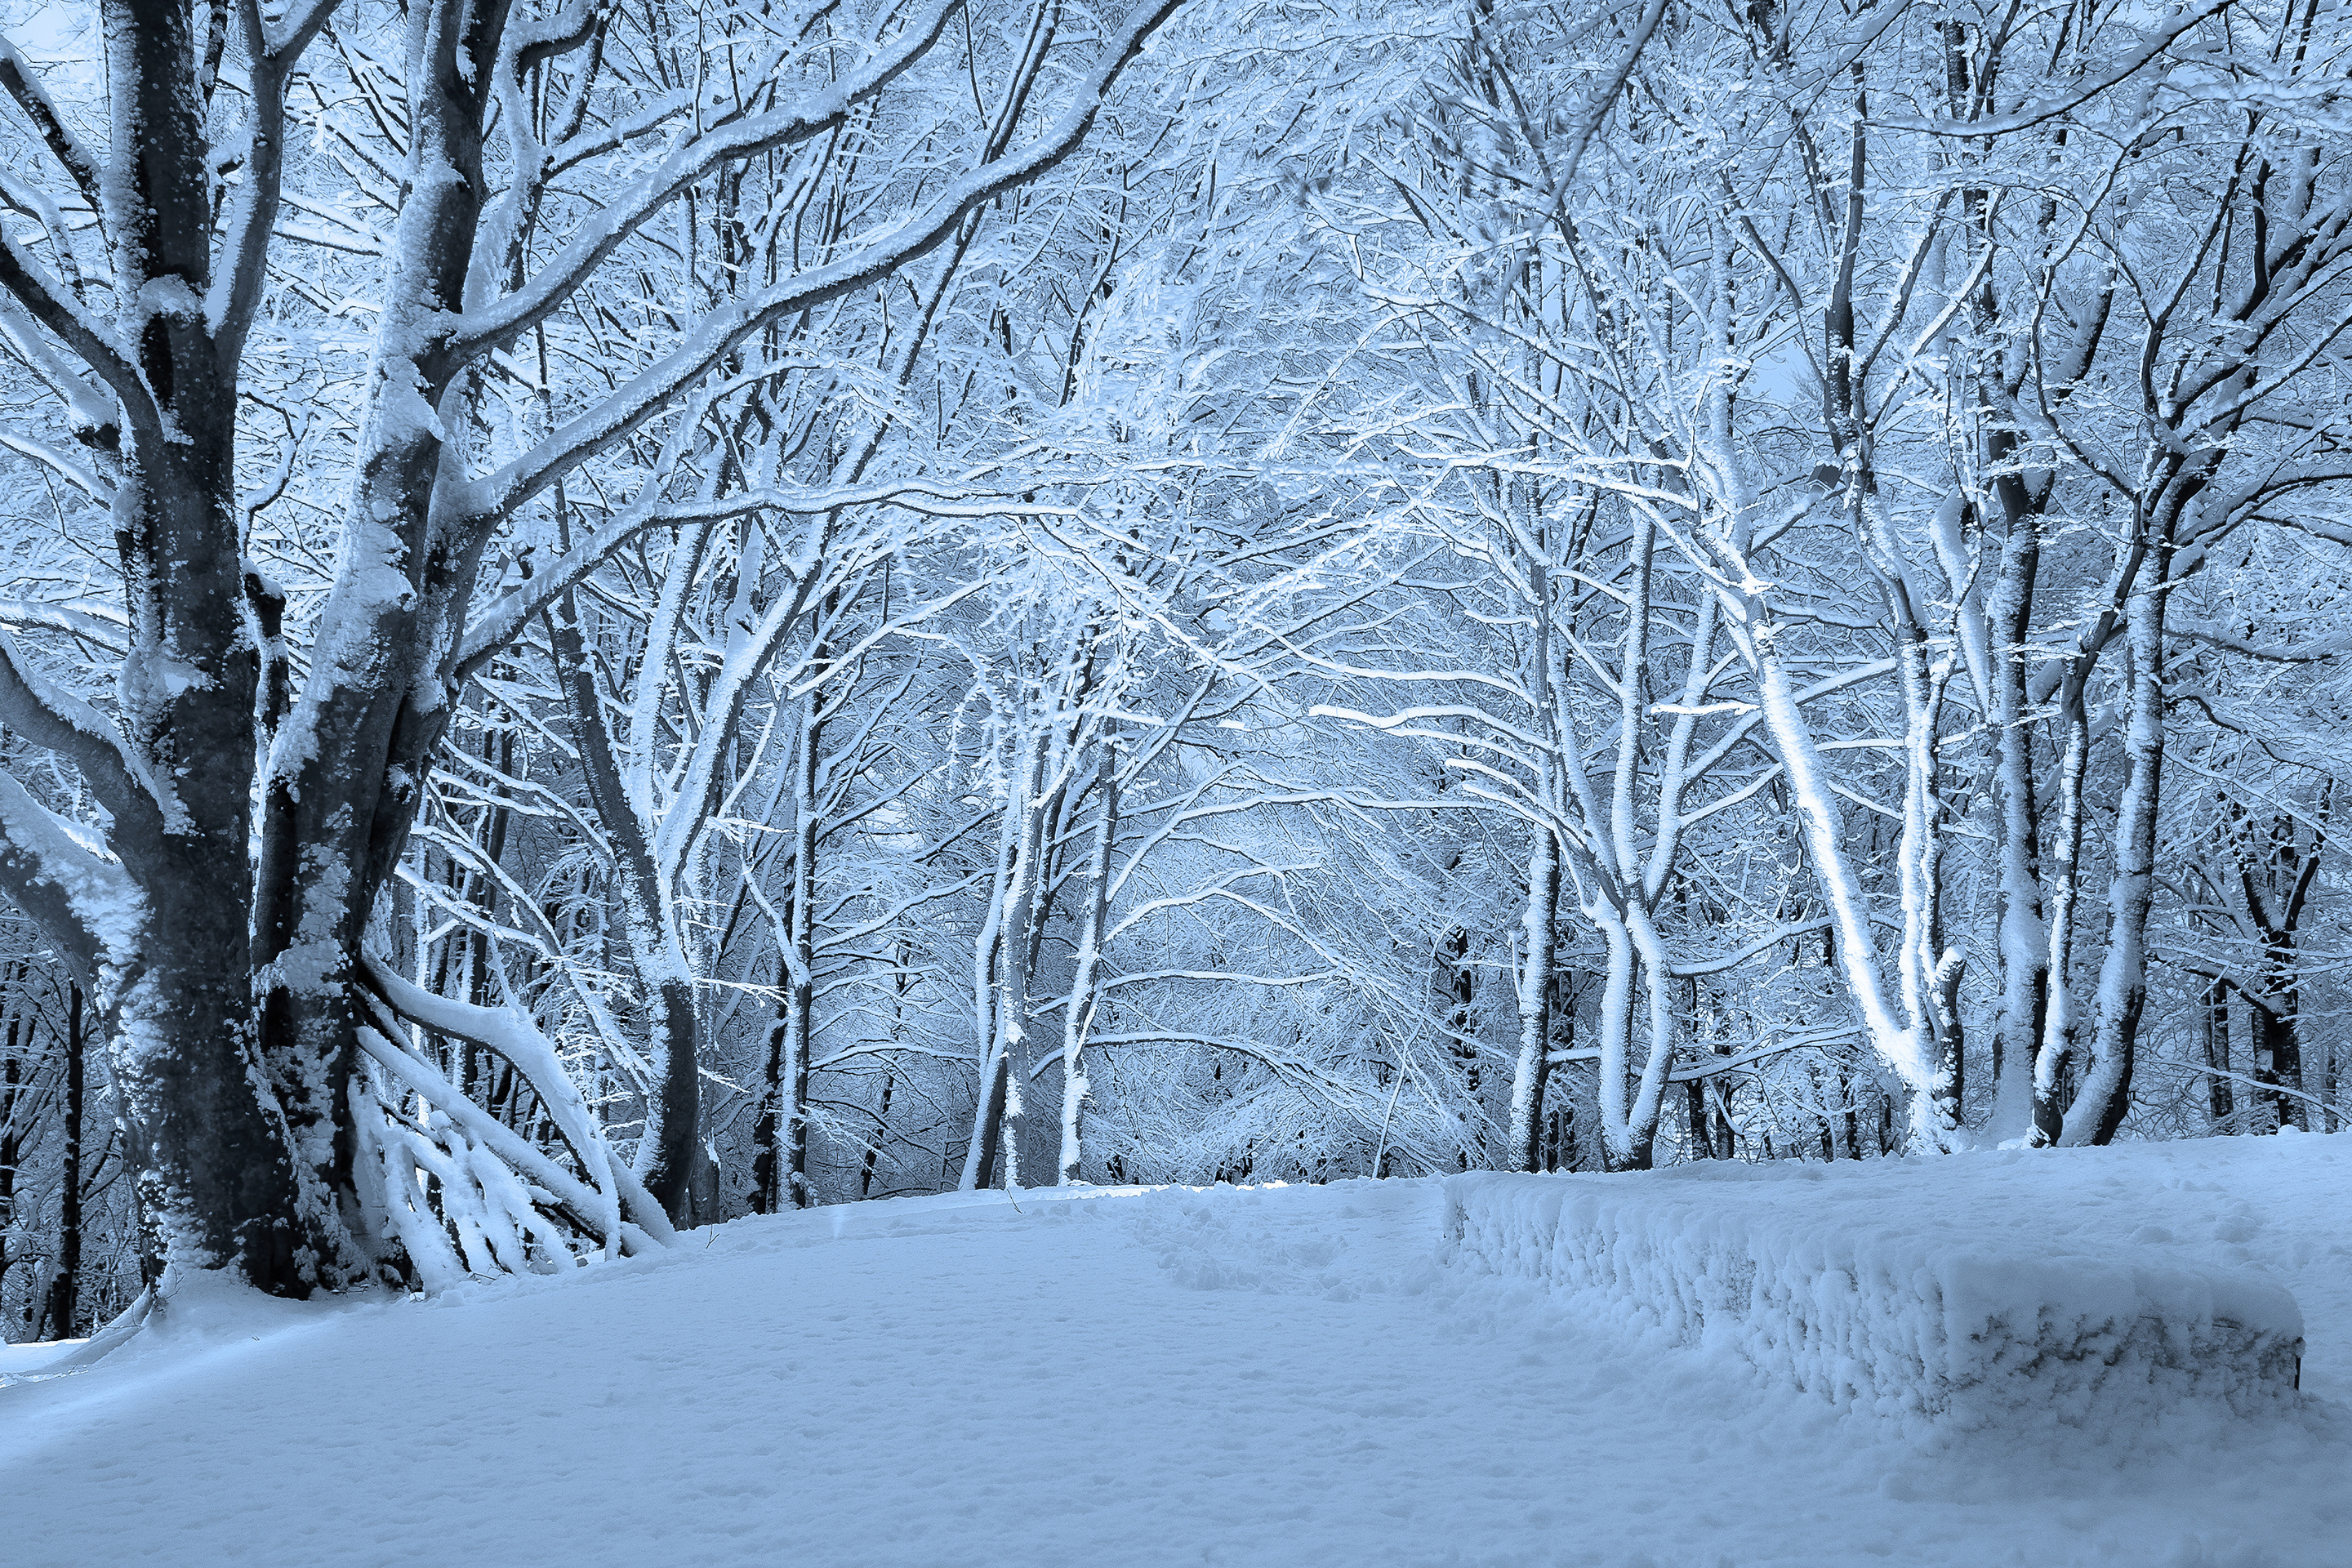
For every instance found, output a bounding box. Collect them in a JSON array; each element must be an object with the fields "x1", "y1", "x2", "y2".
[{"x1": 3, "y1": 1135, "x2": 2349, "y2": 1567}]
